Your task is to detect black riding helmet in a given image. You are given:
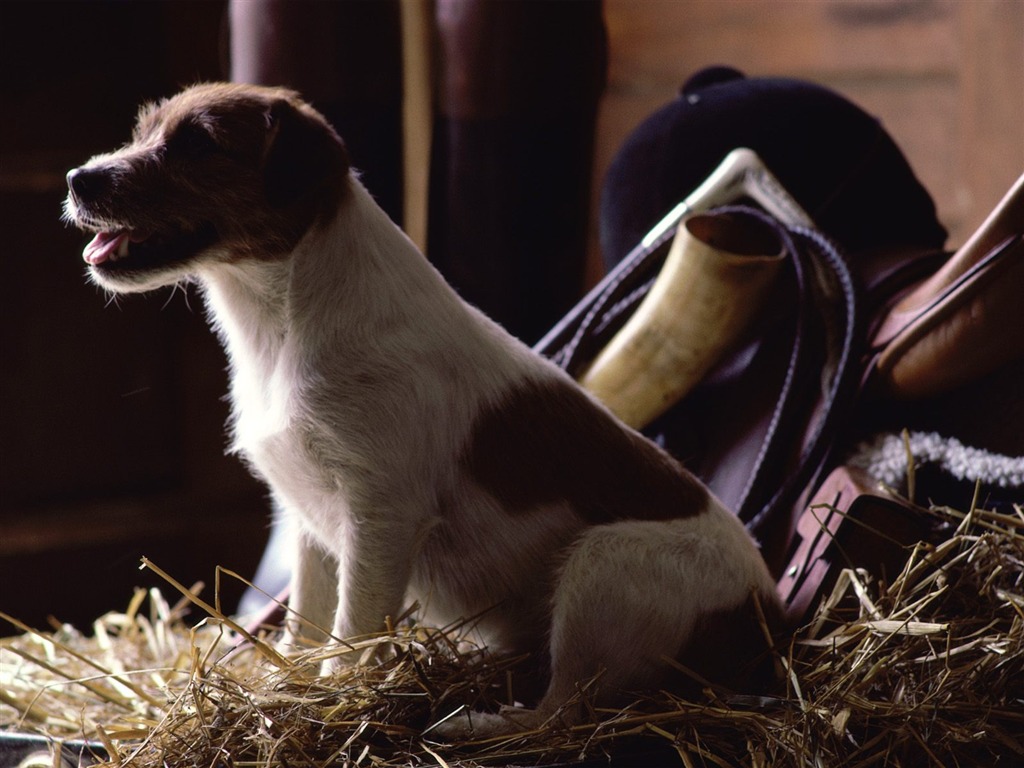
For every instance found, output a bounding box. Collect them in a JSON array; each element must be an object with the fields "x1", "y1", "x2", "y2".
[{"x1": 599, "y1": 66, "x2": 947, "y2": 268}]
